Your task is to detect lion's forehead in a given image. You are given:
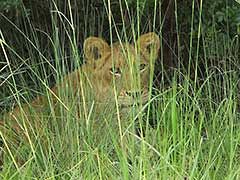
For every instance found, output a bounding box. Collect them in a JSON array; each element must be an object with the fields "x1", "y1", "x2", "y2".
[
  {"x1": 113, "y1": 43, "x2": 135, "y2": 54},
  {"x1": 108, "y1": 43, "x2": 145, "y2": 65}
]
